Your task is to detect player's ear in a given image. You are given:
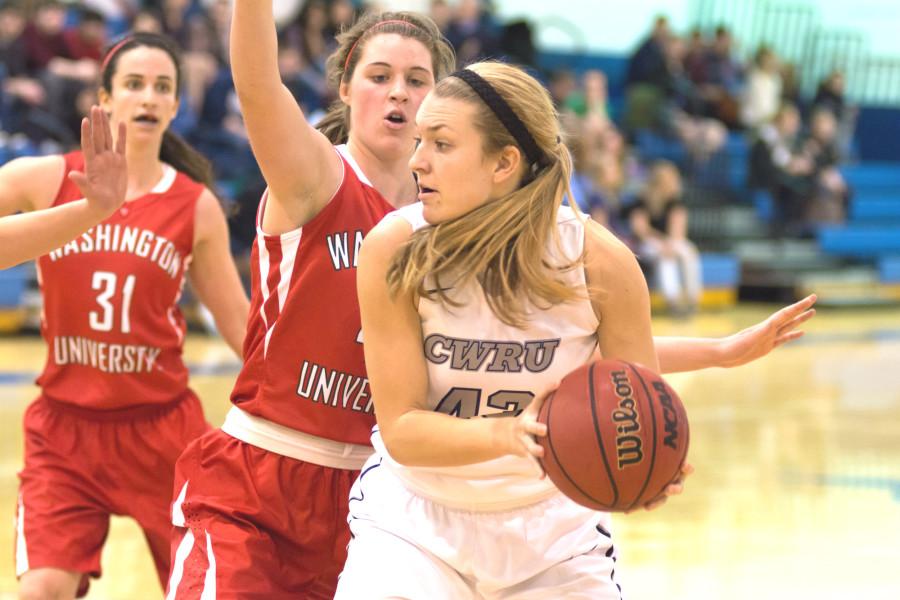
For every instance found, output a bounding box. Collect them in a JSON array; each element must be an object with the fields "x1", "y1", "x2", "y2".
[{"x1": 492, "y1": 145, "x2": 522, "y2": 186}]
